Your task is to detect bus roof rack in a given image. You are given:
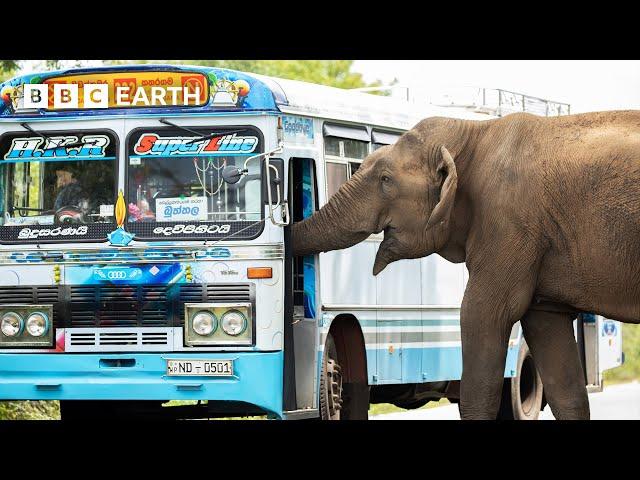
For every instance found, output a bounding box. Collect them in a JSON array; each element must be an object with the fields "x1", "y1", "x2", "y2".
[{"x1": 350, "y1": 85, "x2": 571, "y2": 118}]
